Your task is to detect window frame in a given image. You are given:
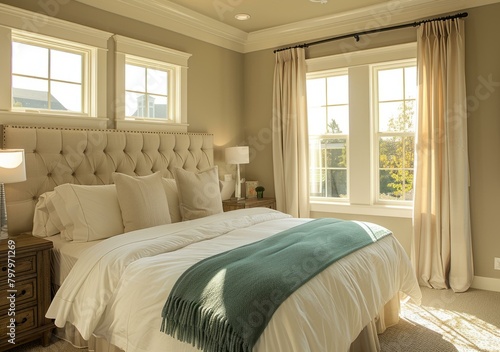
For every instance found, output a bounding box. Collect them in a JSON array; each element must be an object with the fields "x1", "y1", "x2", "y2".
[
  {"x1": 114, "y1": 35, "x2": 191, "y2": 132},
  {"x1": 307, "y1": 69, "x2": 350, "y2": 202},
  {"x1": 372, "y1": 60, "x2": 417, "y2": 206},
  {"x1": 0, "y1": 4, "x2": 111, "y2": 129},
  {"x1": 11, "y1": 32, "x2": 91, "y2": 116},
  {"x1": 306, "y1": 43, "x2": 417, "y2": 218}
]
